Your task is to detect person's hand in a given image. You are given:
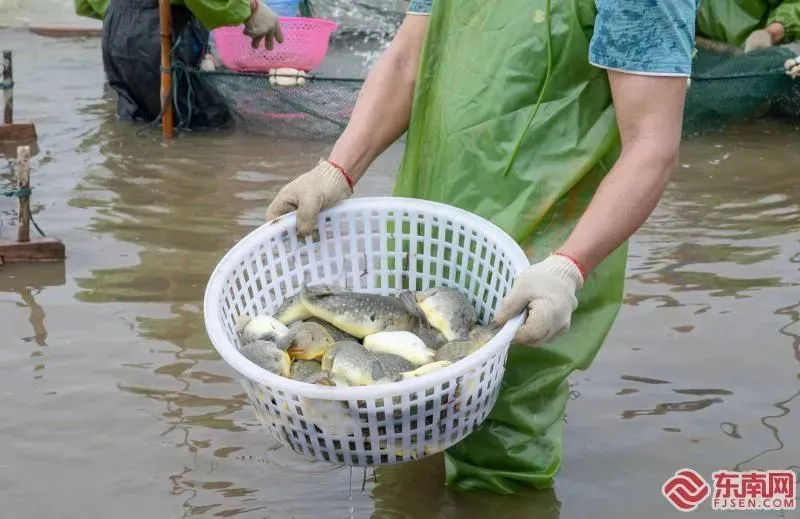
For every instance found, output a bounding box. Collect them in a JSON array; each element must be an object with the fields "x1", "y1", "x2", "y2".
[
  {"x1": 744, "y1": 23, "x2": 784, "y2": 53},
  {"x1": 744, "y1": 29, "x2": 773, "y2": 52},
  {"x1": 265, "y1": 159, "x2": 354, "y2": 236},
  {"x1": 493, "y1": 253, "x2": 585, "y2": 347},
  {"x1": 244, "y1": 1, "x2": 284, "y2": 50}
]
